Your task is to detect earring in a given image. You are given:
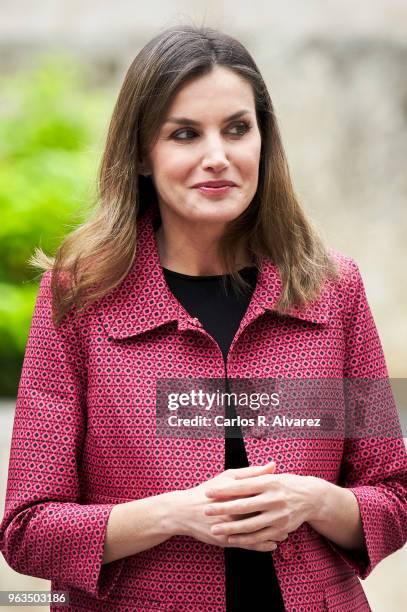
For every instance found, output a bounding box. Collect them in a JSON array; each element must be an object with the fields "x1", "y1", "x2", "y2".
[{"x1": 139, "y1": 166, "x2": 151, "y2": 177}]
